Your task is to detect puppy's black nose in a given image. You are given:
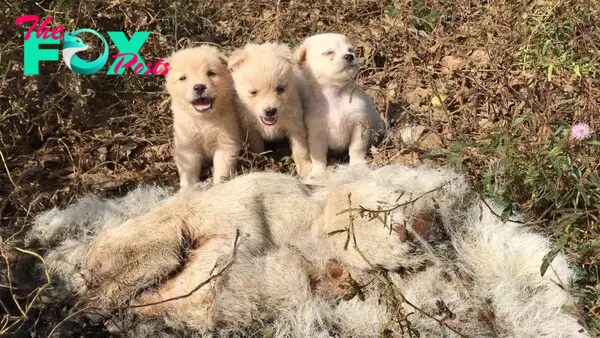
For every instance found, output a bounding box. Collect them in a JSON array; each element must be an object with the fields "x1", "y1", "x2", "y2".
[
  {"x1": 194, "y1": 84, "x2": 206, "y2": 93},
  {"x1": 344, "y1": 54, "x2": 355, "y2": 62},
  {"x1": 264, "y1": 107, "x2": 277, "y2": 117}
]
